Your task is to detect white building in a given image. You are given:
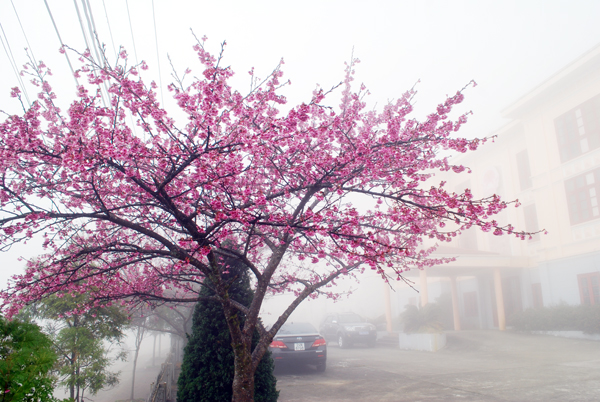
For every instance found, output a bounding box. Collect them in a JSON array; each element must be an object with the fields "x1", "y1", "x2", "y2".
[{"x1": 387, "y1": 43, "x2": 600, "y2": 331}]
